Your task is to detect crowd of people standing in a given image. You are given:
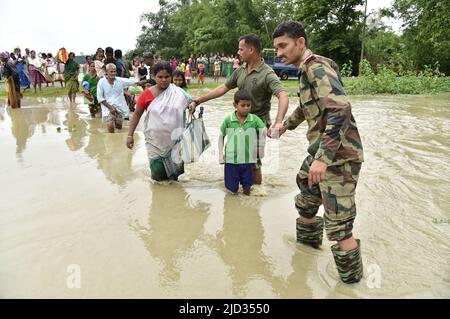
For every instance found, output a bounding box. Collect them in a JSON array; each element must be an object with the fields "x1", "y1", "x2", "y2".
[{"x1": 0, "y1": 47, "x2": 241, "y2": 106}]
